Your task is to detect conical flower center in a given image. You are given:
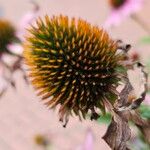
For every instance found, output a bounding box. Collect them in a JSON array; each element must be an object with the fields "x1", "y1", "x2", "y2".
[
  {"x1": 24, "y1": 15, "x2": 126, "y2": 123},
  {"x1": 109, "y1": 0, "x2": 127, "y2": 8}
]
